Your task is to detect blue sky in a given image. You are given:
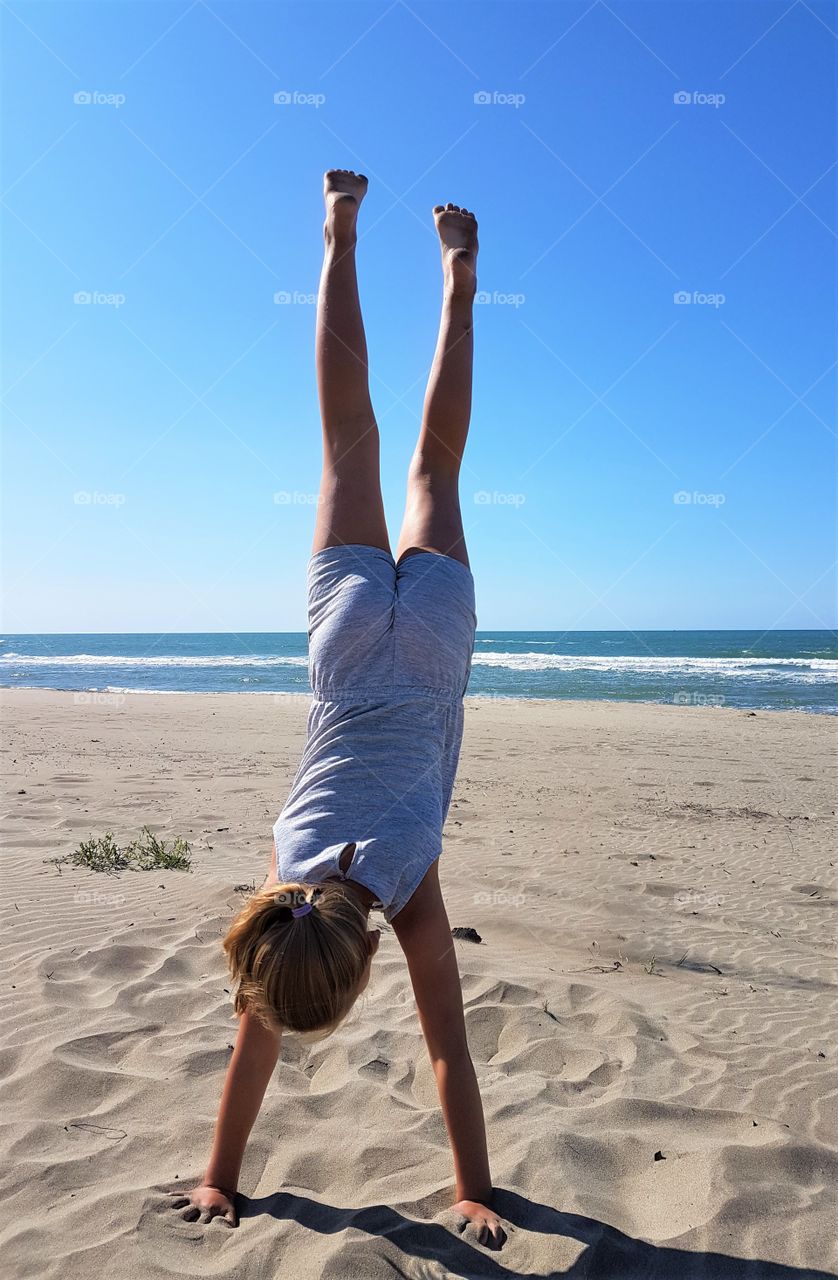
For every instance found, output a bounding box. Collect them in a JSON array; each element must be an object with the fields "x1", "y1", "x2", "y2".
[{"x1": 2, "y1": 0, "x2": 835, "y2": 632}]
